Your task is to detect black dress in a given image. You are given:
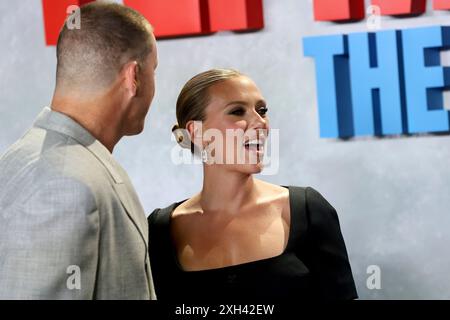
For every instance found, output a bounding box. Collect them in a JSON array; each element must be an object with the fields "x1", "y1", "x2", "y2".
[{"x1": 148, "y1": 186, "x2": 358, "y2": 301}]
